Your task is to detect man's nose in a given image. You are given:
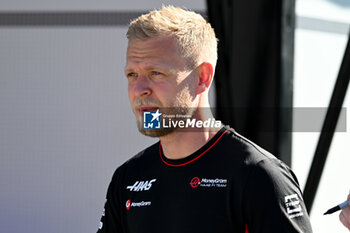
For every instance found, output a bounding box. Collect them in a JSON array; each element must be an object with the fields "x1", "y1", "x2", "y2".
[{"x1": 133, "y1": 74, "x2": 152, "y2": 97}]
